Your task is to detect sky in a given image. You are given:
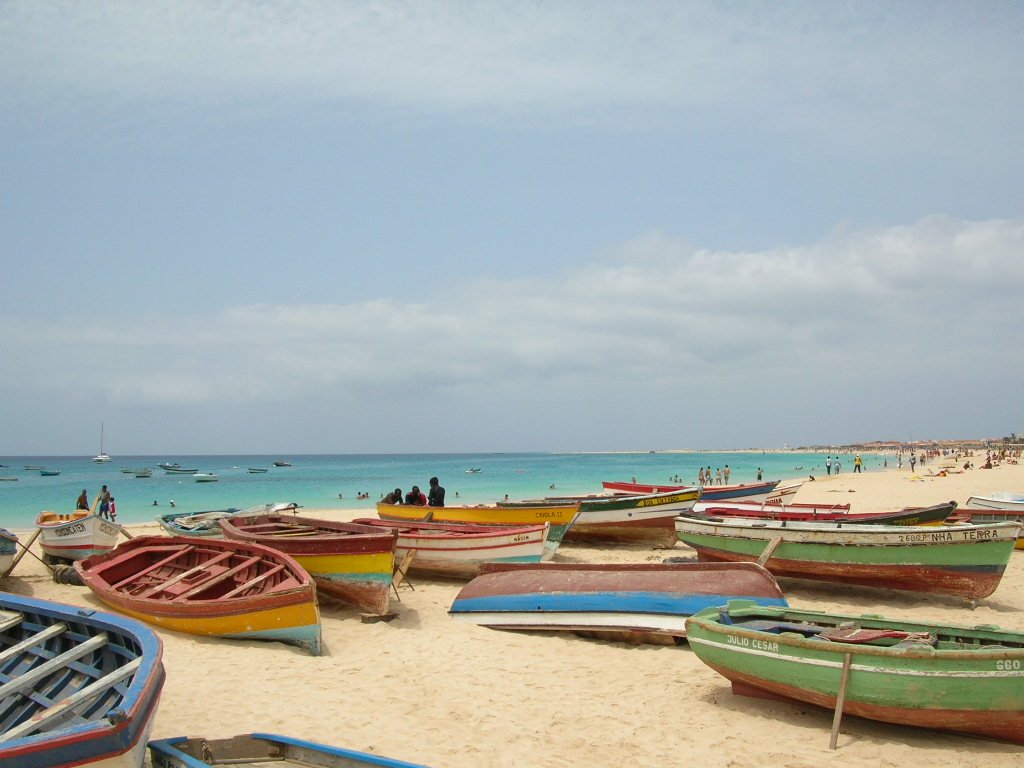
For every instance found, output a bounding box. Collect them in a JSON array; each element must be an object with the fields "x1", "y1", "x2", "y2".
[{"x1": 2, "y1": 1, "x2": 1022, "y2": 455}]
